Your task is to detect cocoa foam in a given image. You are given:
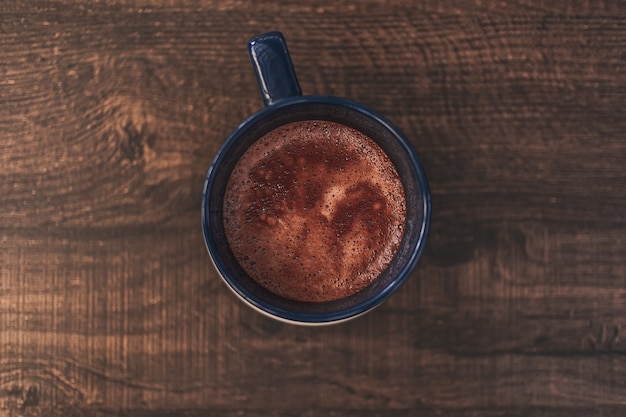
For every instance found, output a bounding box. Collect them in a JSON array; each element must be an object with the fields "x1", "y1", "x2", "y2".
[{"x1": 223, "y1": 120, "x2": 406, "y2": 302}]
